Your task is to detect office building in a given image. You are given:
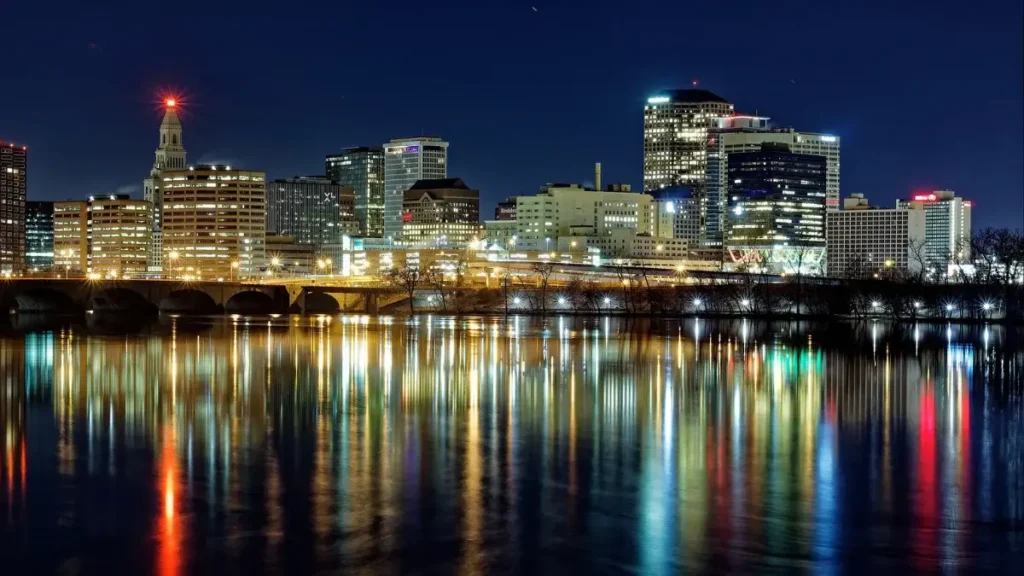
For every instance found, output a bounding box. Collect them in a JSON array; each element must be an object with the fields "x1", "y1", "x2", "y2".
[
  {"x1": 725, "y1": 143, "x2": 827, "y2": 274},
  {"x1": 326, "y1": 147, "x2": 385, "y2": 237},
  {"x1": 161, "y1": 165, "x2": 266, "y2": 280},
  {"x1": 88, "y1": 195, "x2": 152, "y2": 278},
  {"x1": 826, "y1": 194, "x2": 926, "y2": 277},
  {"x1": 650, "y1": 186, "x2": 700, "y2": 244},
  {"x1": 142, "y1": 99, "x2": 187, "y2": 274},
  {"x1": 707, "y1": 116, "x2": 841, "y2": 244},
  {"x1": 53, "y1": 195, "x2": 153, "y2": 278},
  {"x1": 53, "y1": 201, "x2": 89, "y2": 276},
  {"x1": 267, "y1": 176, "x2": 355, "y2": 246},
  {"x1": 401, "y1": 178, "x2": 481, "y2": 248},
  {"x1": 25, "y1": 201, "x2": 54, "y2": 273},
  {"x1": 383, "y1": 137, "x2": 448, "y2": 241},
  {"x1": 898, "y1": 190, "x2": 973, "y2": 271},
  {"x1": 644, "y1": 90, "x2": 734, "y2": 192},
  {"x1": 0, "y1": 141, "x2": 27, "y2": 274},
  {"x1": 489, "y1": 183, "x2": 655, "y2": 252},
  {"x1": 643, "y1": 90, "x2": 733, "y2": 246}
]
